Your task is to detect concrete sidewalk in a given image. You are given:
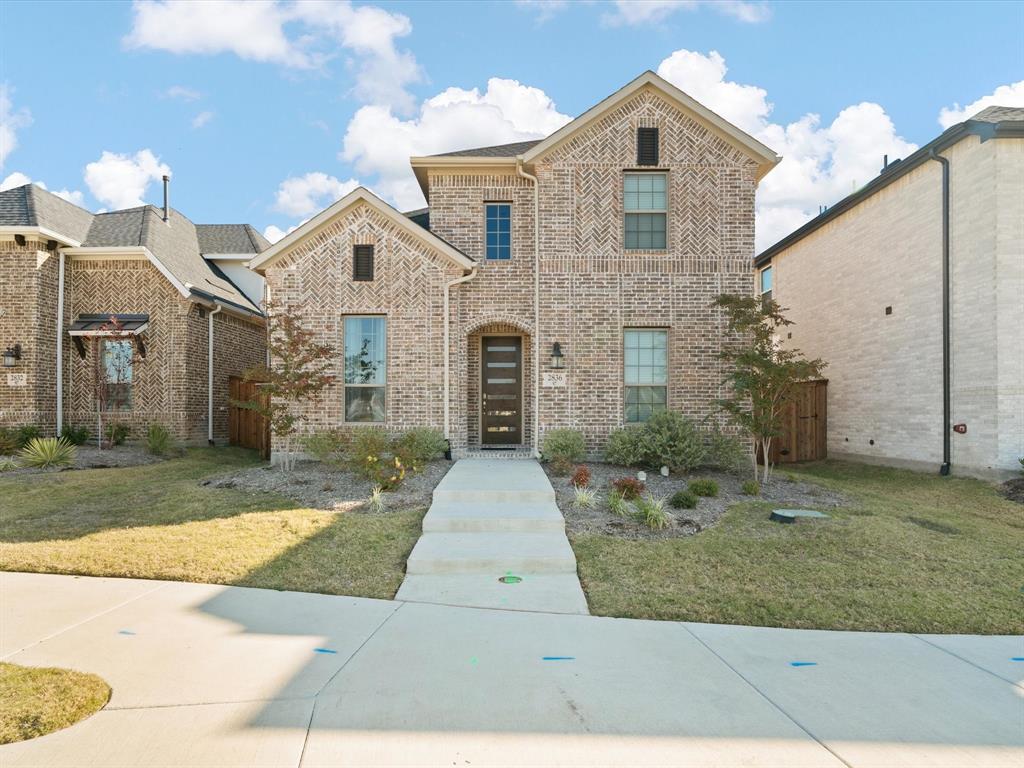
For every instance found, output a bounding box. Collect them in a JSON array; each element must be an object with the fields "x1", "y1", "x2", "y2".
[{"x1": 1, "y1": 572, "x2": 1022, "y2": 767}]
